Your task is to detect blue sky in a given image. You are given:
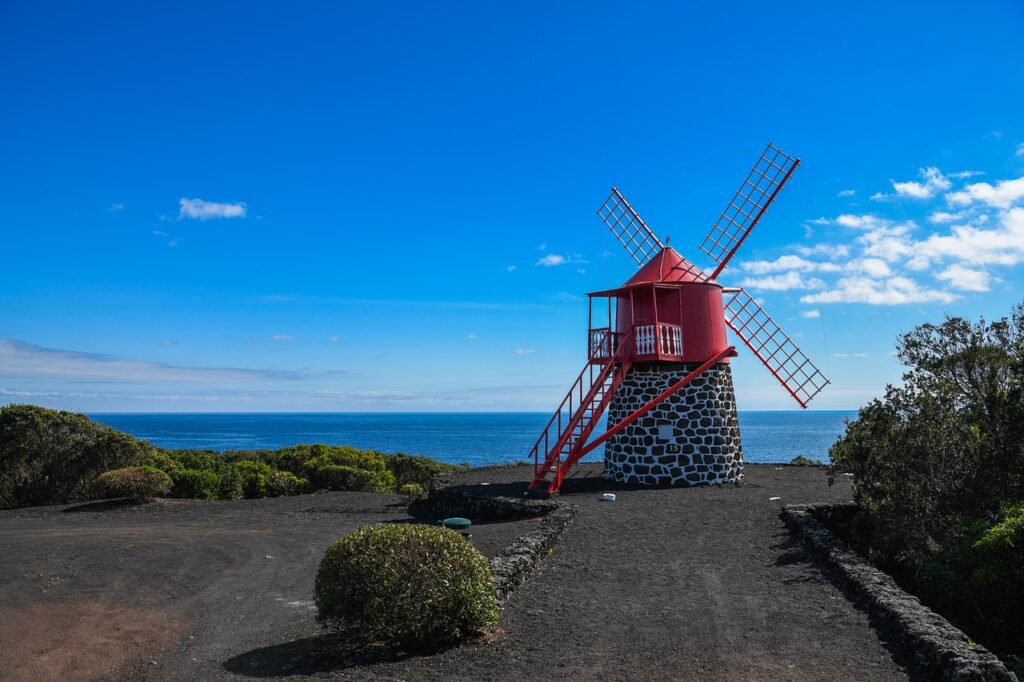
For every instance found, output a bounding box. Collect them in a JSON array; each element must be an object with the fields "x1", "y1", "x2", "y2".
[{"x1": 2, "y1": 1, "x2": 1024, "y2": 413}]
